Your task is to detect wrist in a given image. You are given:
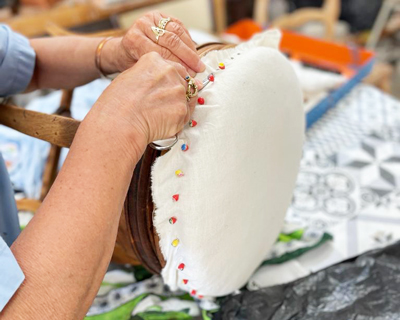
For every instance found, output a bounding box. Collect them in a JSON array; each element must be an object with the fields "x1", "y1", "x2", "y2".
[
  {"x1": 99, "y1": 37, "x2": 125, "y2": 75},
  {"x1": 86, "y1": 99, "x2": 148, "y2": 163}
]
